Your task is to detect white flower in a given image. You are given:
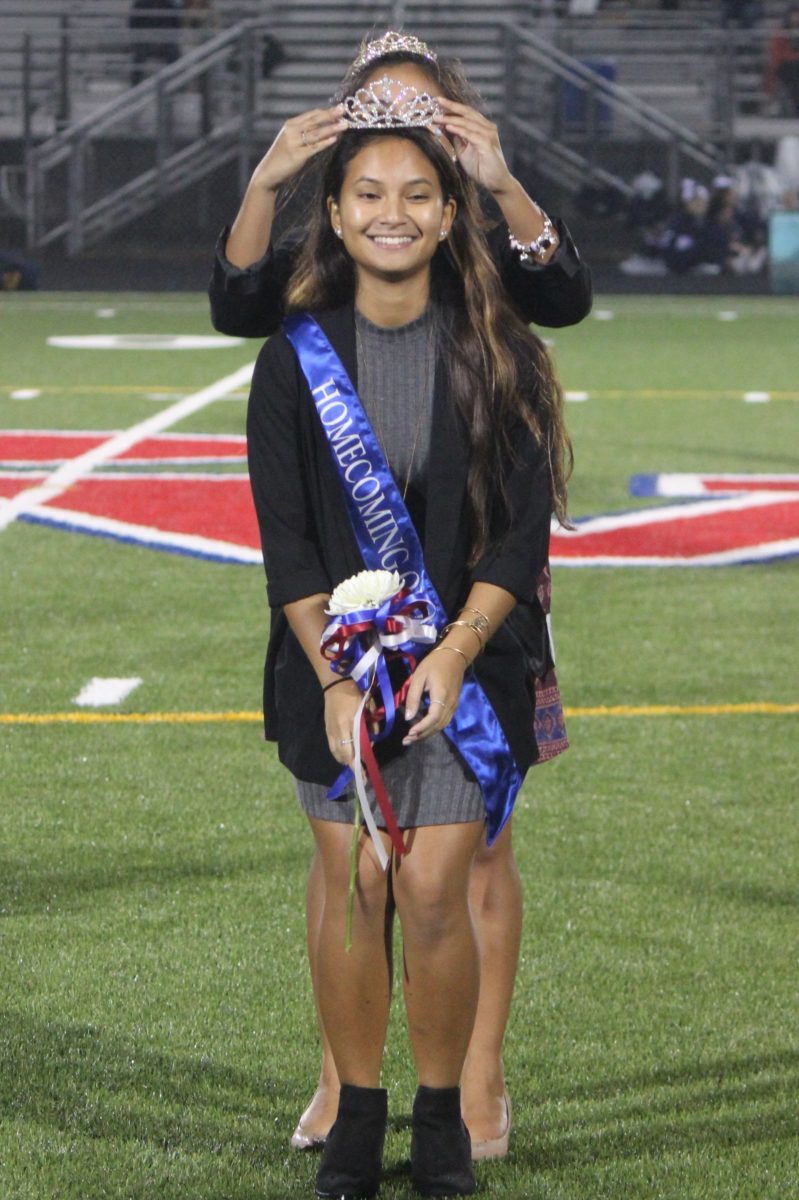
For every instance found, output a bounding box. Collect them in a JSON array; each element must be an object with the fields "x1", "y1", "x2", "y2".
[{"x1": 327, "y1": 569, "x2": 402, "y2": 615}]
